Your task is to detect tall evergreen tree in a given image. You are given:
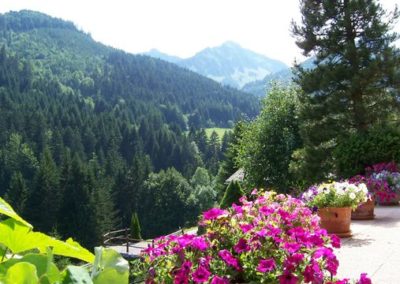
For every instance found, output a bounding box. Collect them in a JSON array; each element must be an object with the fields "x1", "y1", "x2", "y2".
[
  {"x1": 25, "y1": 147, "x2": 60, "y2": 233},
  {"x1": 292, "y1": 0, "x2": 400, "y2": 182},
  {"x1": 4, "y1": 171, "x2": 28, "y2": 215},
  {"x1": 220, "y1": 181, "x2": 245, "y2": 209},
  {"x1": 130, "y1": 212, "x2": 142, "y2": 240}
]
